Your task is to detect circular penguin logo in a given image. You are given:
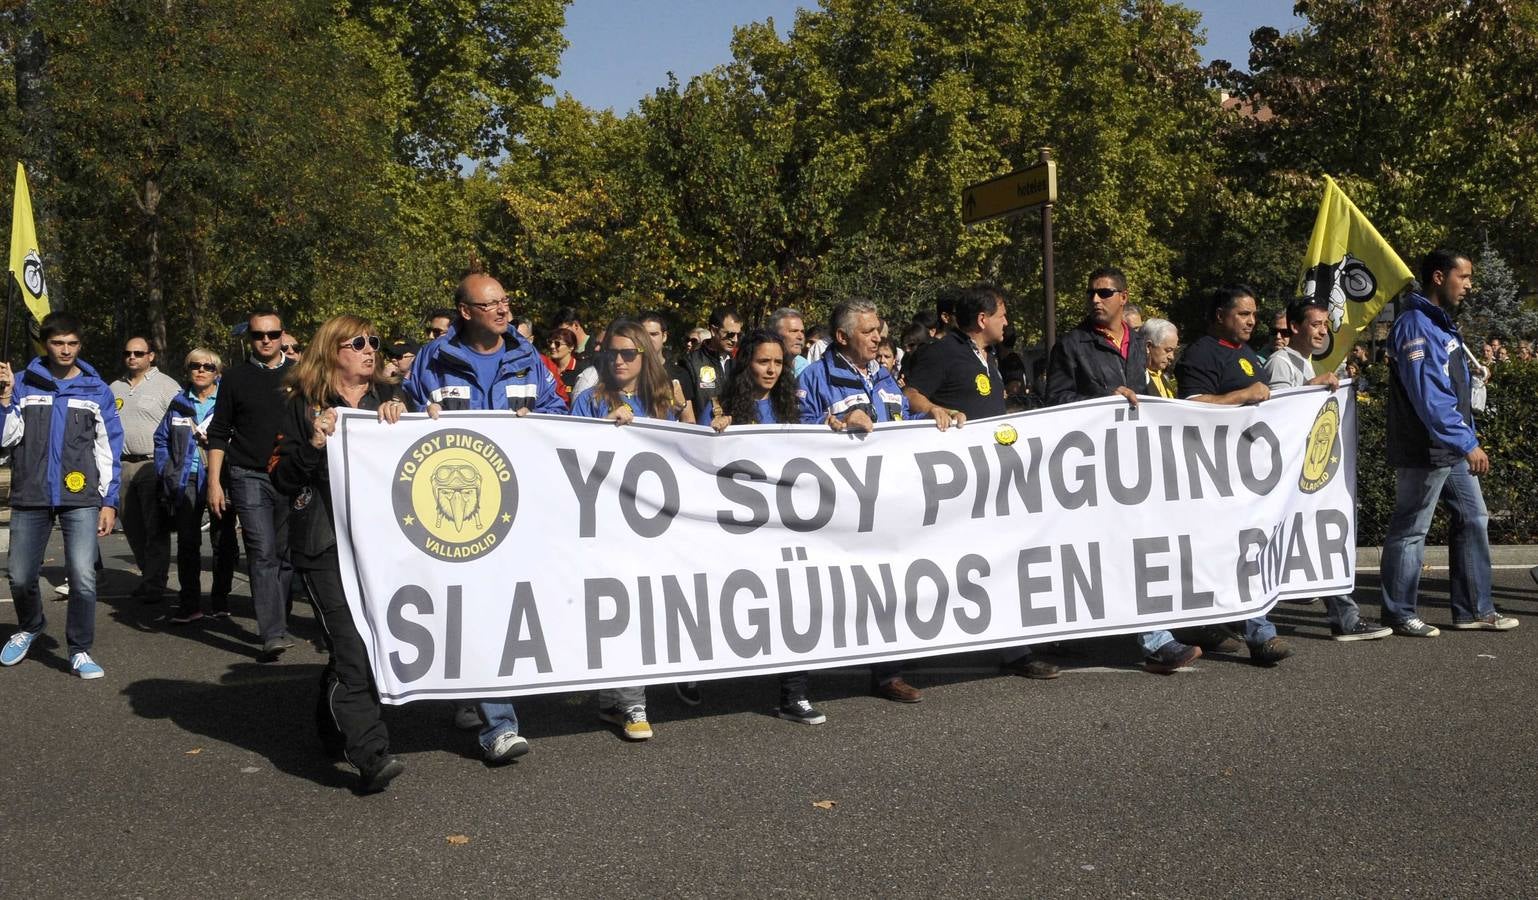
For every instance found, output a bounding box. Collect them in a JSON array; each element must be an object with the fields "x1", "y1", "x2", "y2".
[
  {"x1": 392, "y1": 429, "x2": 517, "y2": 561},
  {"x1": 63, "y1": 471, "x2": 86, "y2": 493},
  {"x1": 1239, "y1": 357, "x2": 1255, "y2": 377},
  {"x1": 994, "y1": 423, "x2": 1018, "y2": 446},
  {"x1": 975, "y1": 373, "x2": 992, "y2": 397},
  {"x1": 1299, "y1": 397, "x2": 1342, "y2": 493},
  {"x1": 22, "y1": 250, "x2": 46, "y2": 299}
]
